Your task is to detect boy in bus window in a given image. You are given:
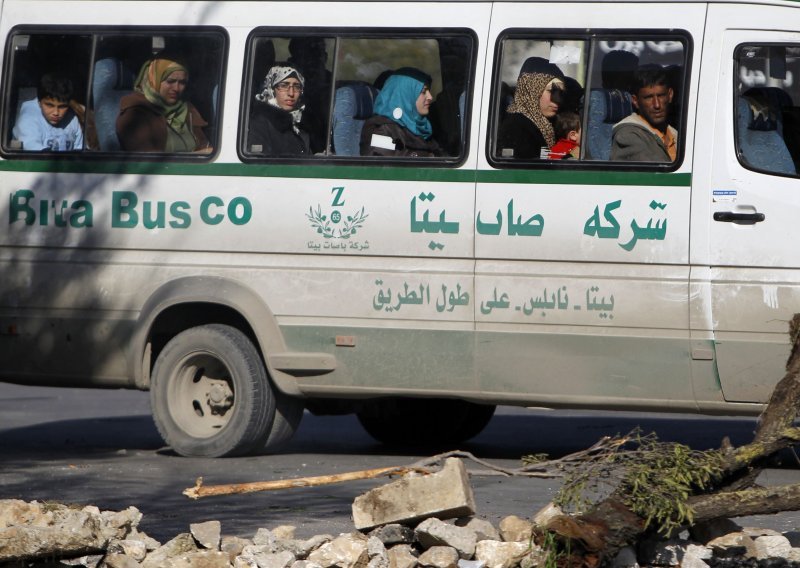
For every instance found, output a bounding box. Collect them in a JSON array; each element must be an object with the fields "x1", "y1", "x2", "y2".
[
  {"x1": 12, "y1": 74, "x2": 83, "y2": 151},
  {"x1": 610, "y1": 65, "x2": 677, "y2": 162}
]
